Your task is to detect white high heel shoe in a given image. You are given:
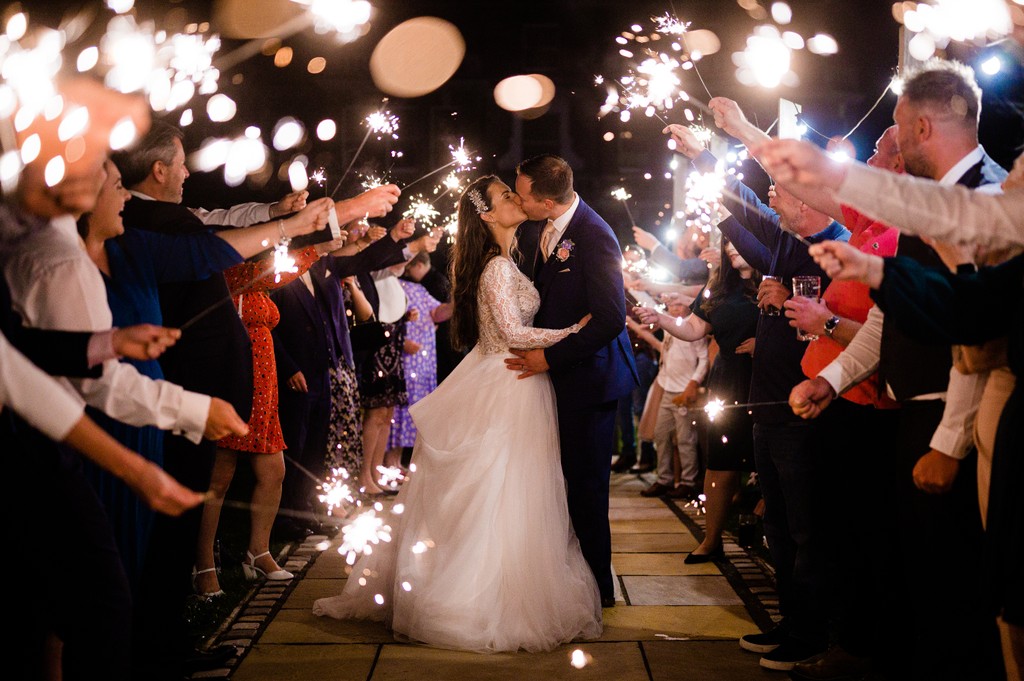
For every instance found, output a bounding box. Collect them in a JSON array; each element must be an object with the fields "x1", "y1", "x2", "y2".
[
  {"x1": 242, "y1": 550, "x2": 294, "y2": 581},
  {"x1": 192, "y1": 566, "x2": 226, "y2": 598}
]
